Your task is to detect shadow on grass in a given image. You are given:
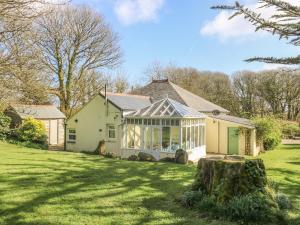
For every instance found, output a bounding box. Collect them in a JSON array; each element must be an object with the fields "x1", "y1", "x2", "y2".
[{"x1": 0, "y1": 154, "x2": 207, "y2": 225}]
